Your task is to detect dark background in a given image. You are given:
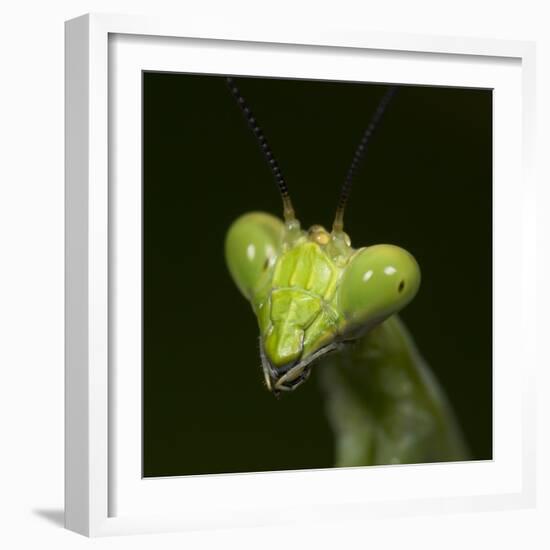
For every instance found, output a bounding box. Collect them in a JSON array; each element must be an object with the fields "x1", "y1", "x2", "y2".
[{"x1": 143, "y1": 73, "x2": 492, "y2": 477}]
